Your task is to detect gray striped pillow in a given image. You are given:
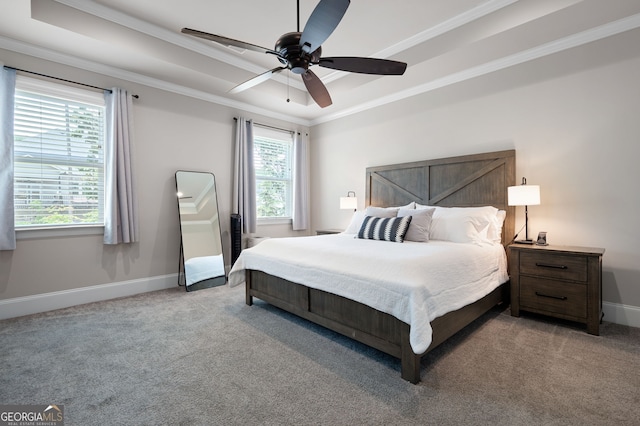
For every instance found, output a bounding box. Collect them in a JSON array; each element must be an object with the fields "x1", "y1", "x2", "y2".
[{"x1": 357, "y1": 215, "x2": 412, "y2": 243}]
